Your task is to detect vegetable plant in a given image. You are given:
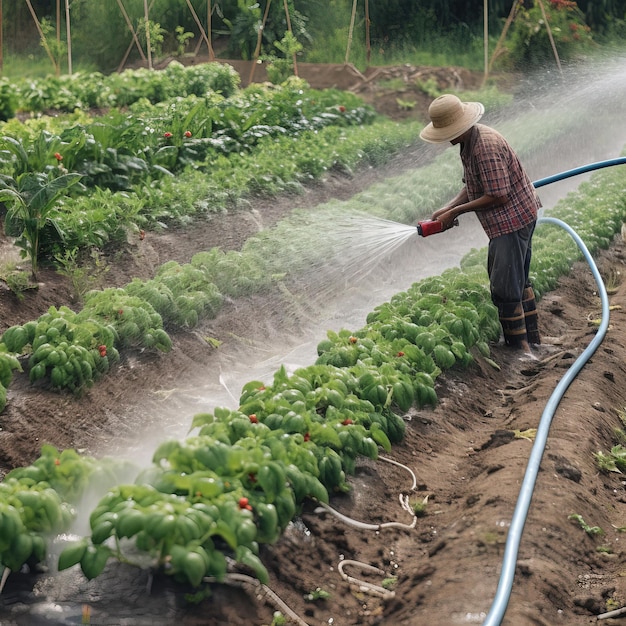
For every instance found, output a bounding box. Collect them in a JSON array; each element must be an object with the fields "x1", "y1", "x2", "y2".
[
  {"x1": 0, "y1": 153, "x2": 623, "y2": 593},
  {"x1": 0, "y1": 168, "x2": 82, "y2": 279}
]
